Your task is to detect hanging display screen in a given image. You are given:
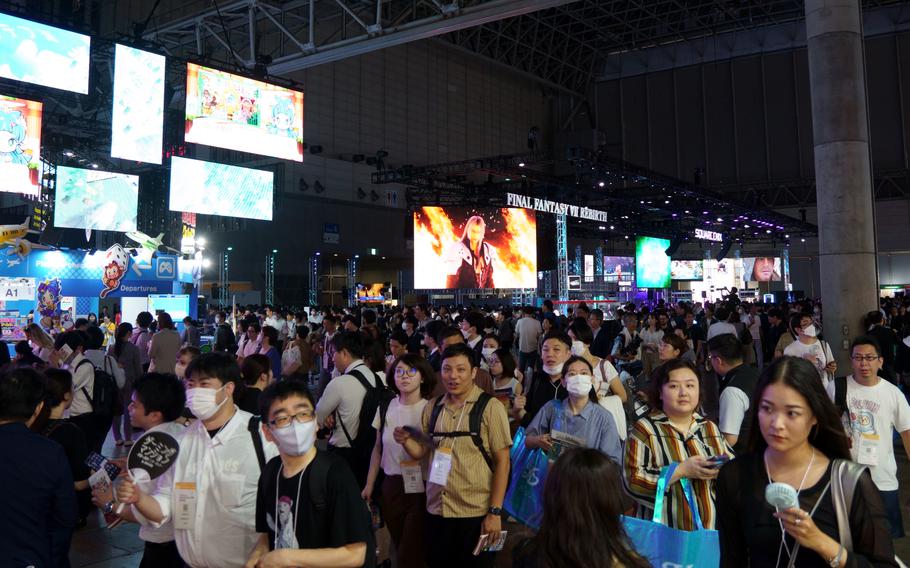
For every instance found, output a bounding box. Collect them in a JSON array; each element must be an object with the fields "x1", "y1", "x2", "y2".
[
  {"x1": 0, "y1": 12, "x2": 90, "y2": 93},
  {"x1": 111, "y1": 44, "x2": 165, "y2": 164},
  {"x1": 168, "y1": 156, "x2": 274, "y2": 221}
]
